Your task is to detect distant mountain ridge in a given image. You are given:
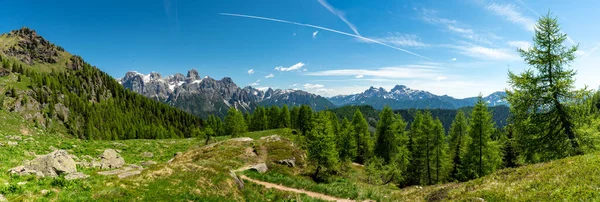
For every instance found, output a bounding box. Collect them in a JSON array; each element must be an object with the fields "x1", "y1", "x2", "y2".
[
  {"x1": 118, "y1": 70, "x2": 335, "y2": 117},
  {"x1": 328, "y1": 85, "x2": 508, "y2": 110}
]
